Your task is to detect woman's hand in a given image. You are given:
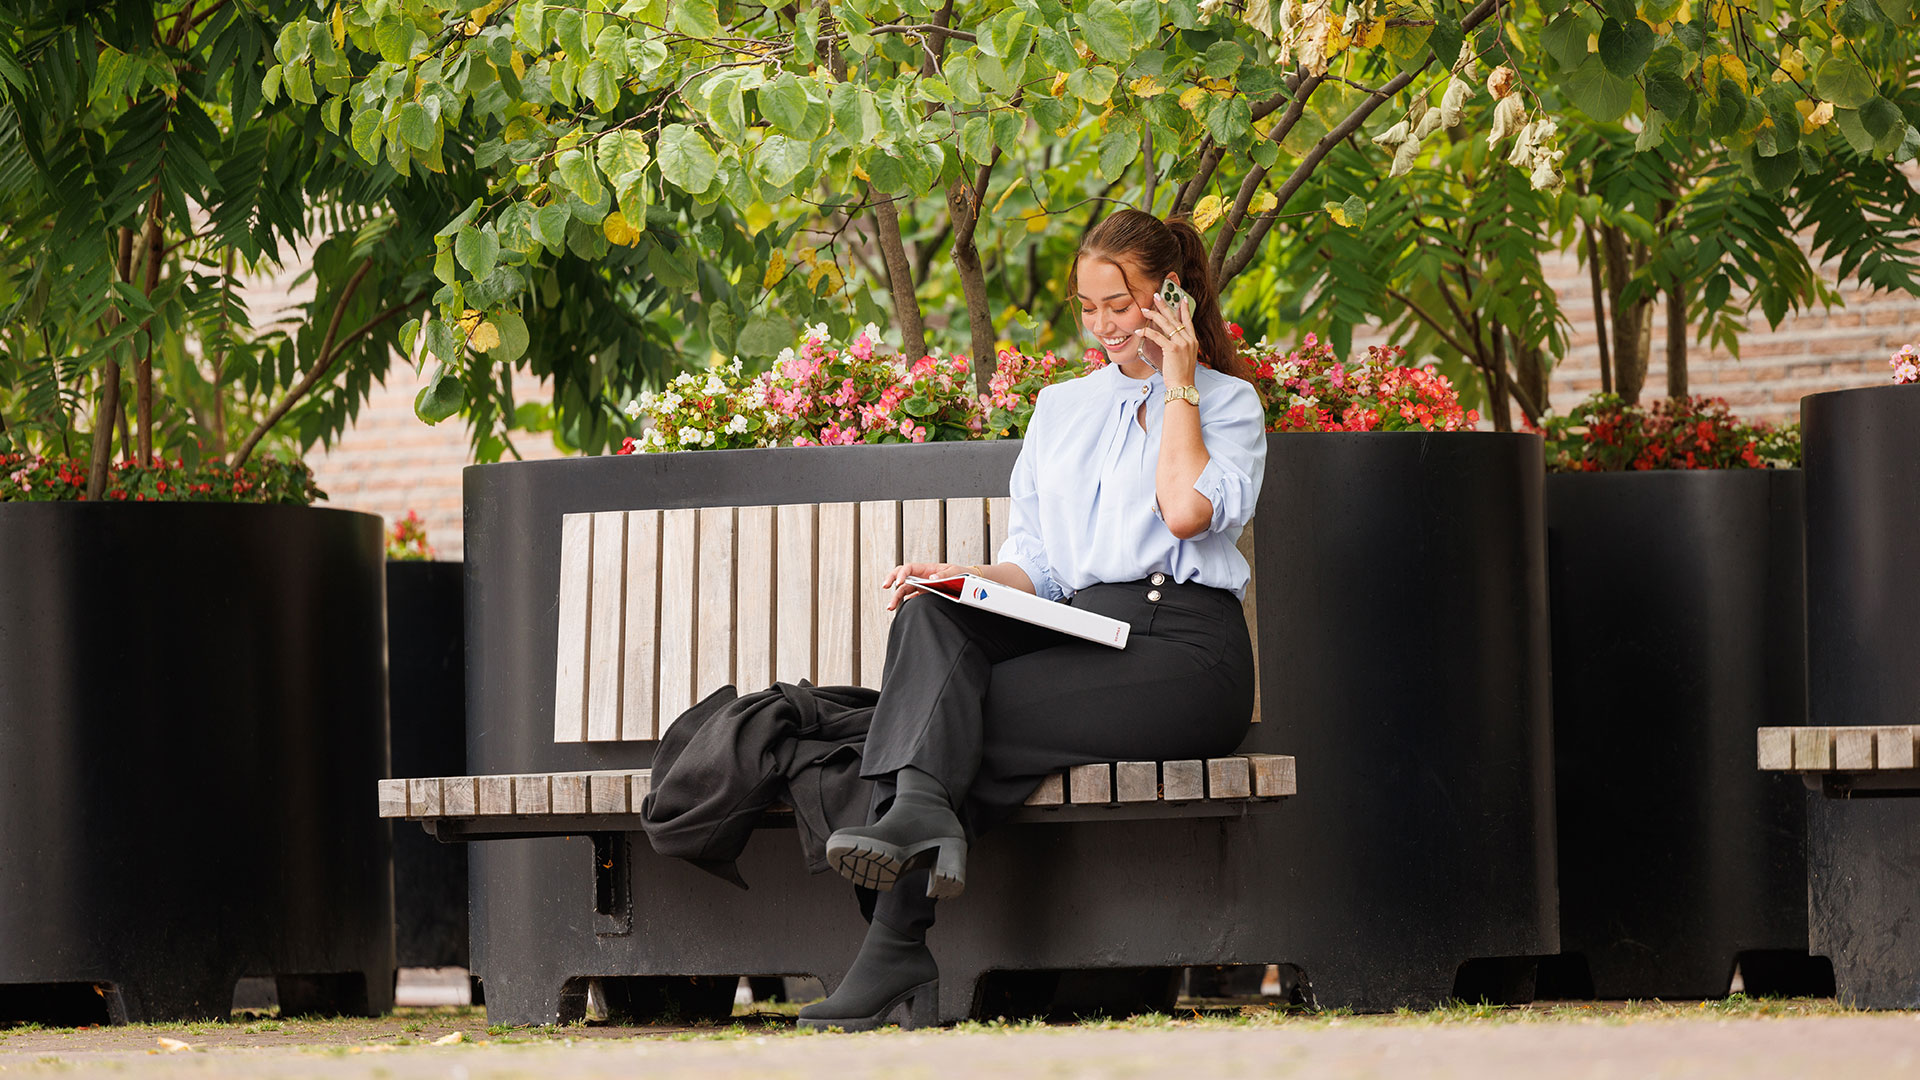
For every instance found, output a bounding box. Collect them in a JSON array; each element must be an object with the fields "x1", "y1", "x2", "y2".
[
  {"x1": 1137, "y1": 292, "x2": 1198, "y2": 388},
  {"x1": 881, "y1": 562, "x2": 976, "y2": 611}
]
